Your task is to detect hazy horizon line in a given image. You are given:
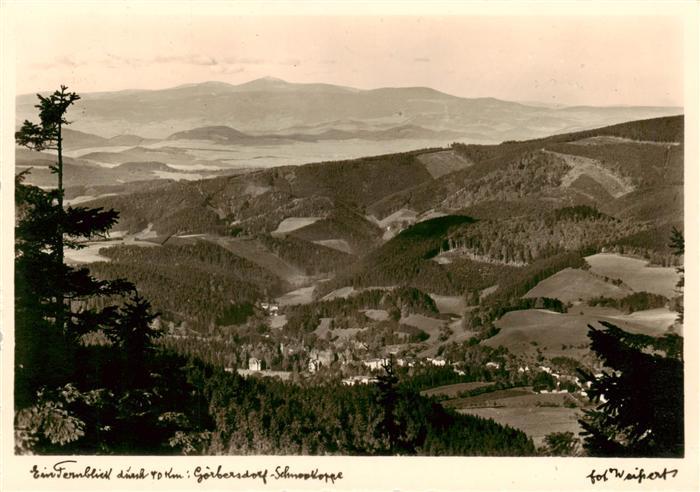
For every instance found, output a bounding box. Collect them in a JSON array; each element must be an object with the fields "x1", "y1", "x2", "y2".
[{"x1": 15, "y1": 76, "x2": 684, "y2": 110}]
